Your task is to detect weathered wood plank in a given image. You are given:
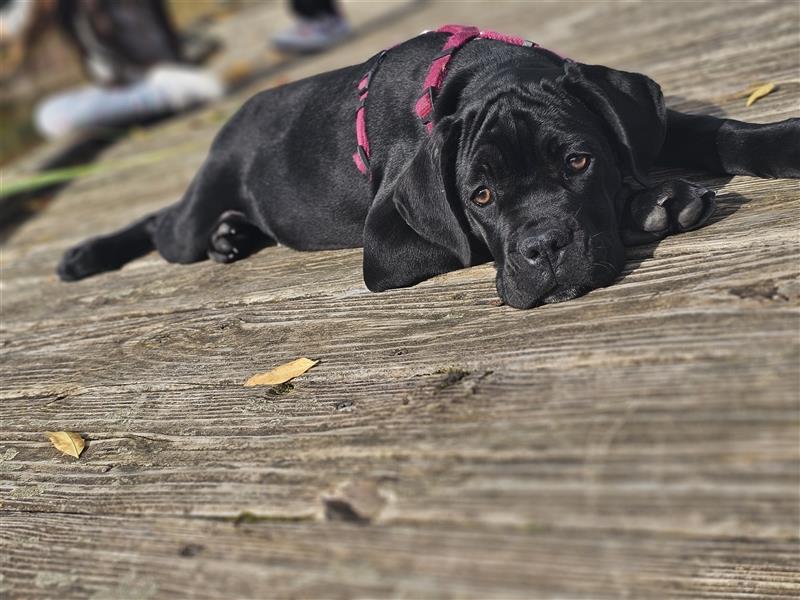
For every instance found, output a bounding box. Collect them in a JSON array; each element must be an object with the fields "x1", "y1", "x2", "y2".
[
  {"x1": 3, "y1": 514, "x2": 799, "y2": 599},
  {"x1": 1, "y1": 1, "x2": 799, "y2": 598}
]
